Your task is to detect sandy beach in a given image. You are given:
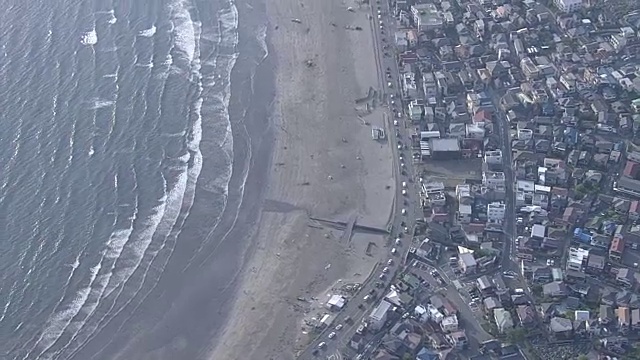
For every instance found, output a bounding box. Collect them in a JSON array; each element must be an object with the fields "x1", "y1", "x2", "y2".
[{"x1": 209, "y1": 0, "x2": 395, "y2": 358}]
